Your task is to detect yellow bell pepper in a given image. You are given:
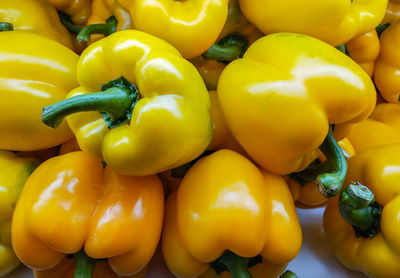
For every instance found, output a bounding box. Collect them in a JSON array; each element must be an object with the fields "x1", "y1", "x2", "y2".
[
  {"x1": 289, "y1": 139, "x2": 355, "y2": 207},
  {"x1": 374, "y1": 21, "x2": 400, "y2": 103},
  {"x1": 239, "y1": 0, "x2": 388, "y2": 46},
  {"x1": 324, "y1": 143, "x2": 400, "y2": 277},
  {"x1": 12, "y1": 151, "x2": 164, "y2": 278},
  {"x1": 190, "y1": 57, "x2": 226, "y2": 91},
  {"x1": 347, "y1": 103, "x2": 400, "y2": 153},
  {"x1": 162, "y1": 150, "x2": 302, "y2": 278},
  {"x1": 345, "y1": 30, "x2": 380, "y2": 77},
  {"x1": 42, "y1": 30, "x2": 212, "y2": 176},
  {"x1": 0, "y1": 31, "x2": 77, "y2": 151},
  {"x1": 83, "y1": 0, "x2": 229, "y2": 58},
  {"x1": 0, "y1": 151, "x2": 39, "y2": 277},
  {"x1": 382, "y1": 0, "x2": 400, "y2": 25},
  {"x1": 0, "y1": 0, "x2": 74, "y2": 49},
  {"x1": 49, "y1": 0, "x2": 92, "y2": 27},
  {"x1": 218, "y1": 33, "x2": 376, "y2": 197}
]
